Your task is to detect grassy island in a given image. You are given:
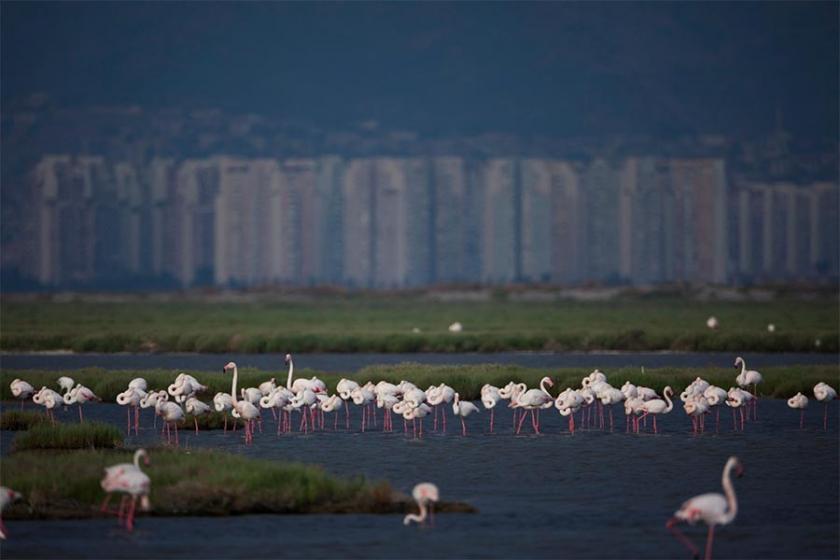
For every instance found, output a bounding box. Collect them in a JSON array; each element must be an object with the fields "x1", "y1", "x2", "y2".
[{"x1": 0, "y1": 448, "x2": 475, "y2": 520}]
